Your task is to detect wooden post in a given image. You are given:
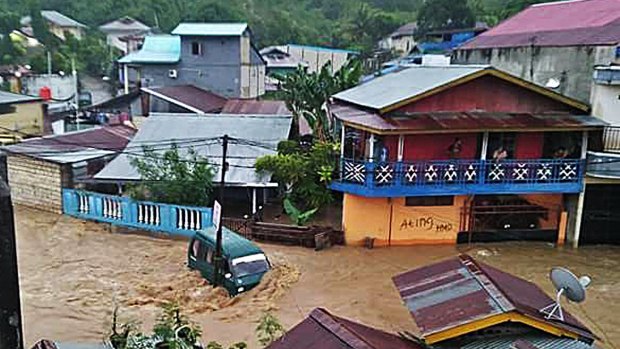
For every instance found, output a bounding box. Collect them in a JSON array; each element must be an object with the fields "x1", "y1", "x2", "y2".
[
  {"x1": 397, "y1": 135, "x2": 404, "y2": 161},
  {"x1": 557, "y1": 211, "x2": 568, "y2": 246},
  {"x1": 252, "y1": 187, "x2": 257, "y2": 214},
  {"x1": 0, "y1": 180, "x2": 24, "y2": 349},
  {"x1": 572, "y1": 131, "x2": 589, "y2": 248}
]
